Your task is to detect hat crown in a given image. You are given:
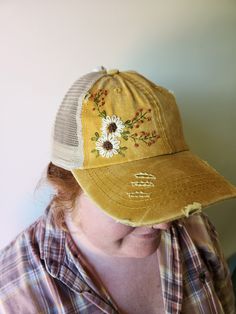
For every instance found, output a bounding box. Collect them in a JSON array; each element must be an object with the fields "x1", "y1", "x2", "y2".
[{"x1": 52, "y1": 68, "x2": 189, "y2": 170}]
